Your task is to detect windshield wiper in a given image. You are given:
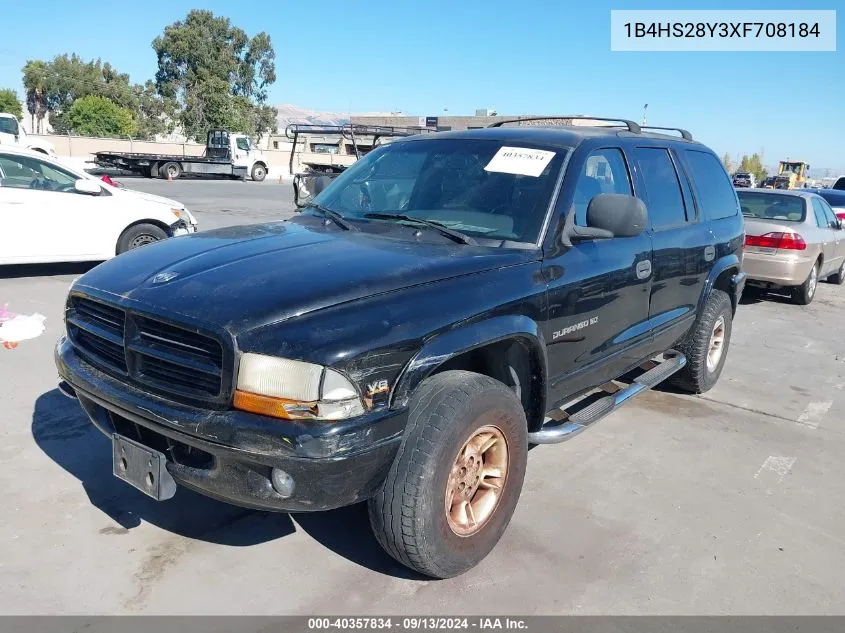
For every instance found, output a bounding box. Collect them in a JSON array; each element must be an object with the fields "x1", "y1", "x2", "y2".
[
  {"x1": 364, "y1": 213, "x2": 477, "y2": 245},
  {"x1": 300, "y1": 203, "x2": 356, "y2": 231}
]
